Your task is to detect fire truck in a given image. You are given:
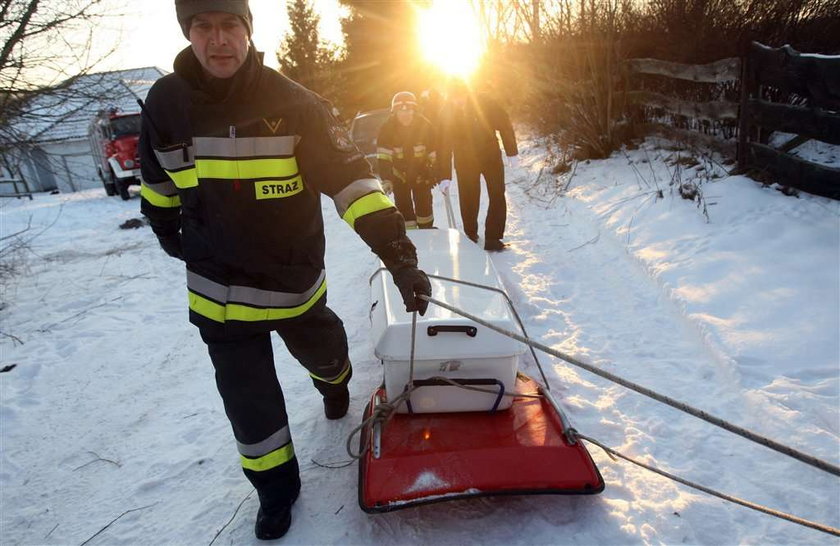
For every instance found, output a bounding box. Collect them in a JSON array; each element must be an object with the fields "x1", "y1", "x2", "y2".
[{"x1": 88, "y1": 108, "x2": 141, "y2": 200}]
